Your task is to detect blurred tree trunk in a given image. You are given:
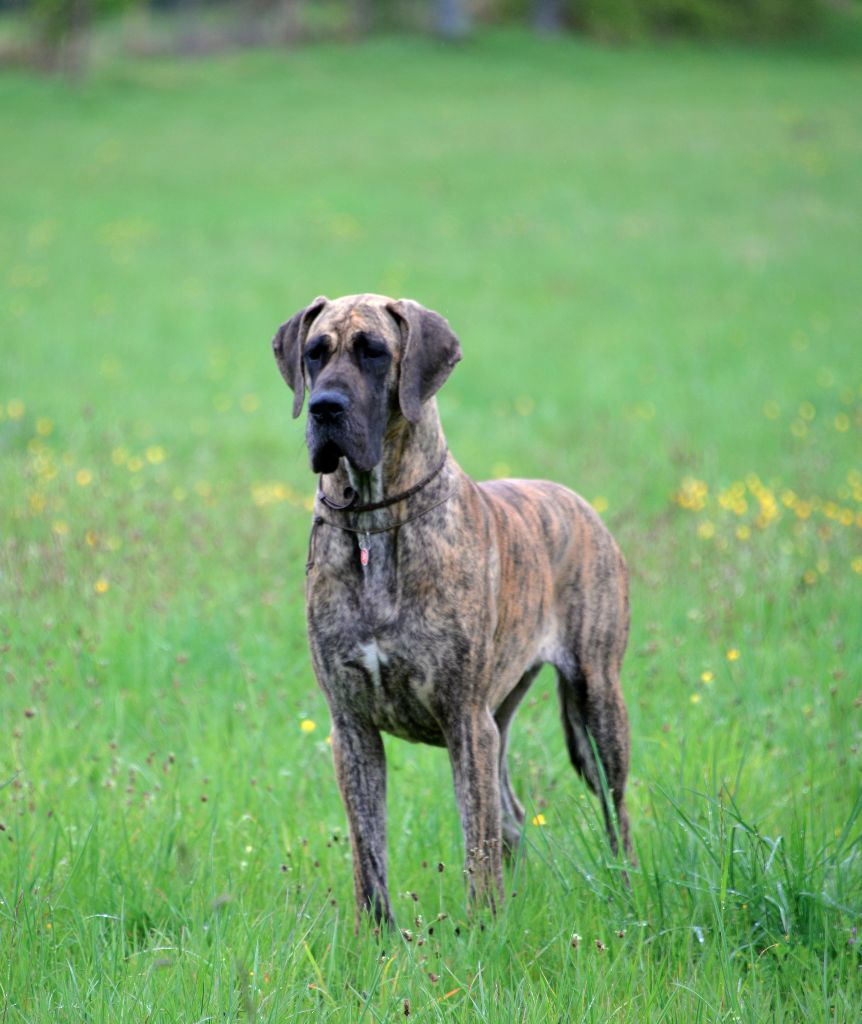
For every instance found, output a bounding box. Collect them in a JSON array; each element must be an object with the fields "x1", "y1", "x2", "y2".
[
  {"x1": 178, "y1": 0, "x2": 207, "y2": 54},
  {"x1": 352, "y1": 0, "x2": 373, "y2": 36},
  {"x1": 65, "y1": 0, "x2": 91, "y2": 75},
  {"x1": 533, "y1": 0, "x2": 563, "y2": 32},
  {"x1": 436, "y1": 0, "x2": 471, "y2": 39},
  {"x1": 34, "y1": 0, "x2": 92, "y2": 76},
  {"x1": 237, "y1": 0, "x2": 268, "y2": 46},
  {"x1": 280, "y1": 0, "x2": 302, "y2": 43},
  {"x1": 233, "y1": 0, "x2": 304, "y2": 46}
]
